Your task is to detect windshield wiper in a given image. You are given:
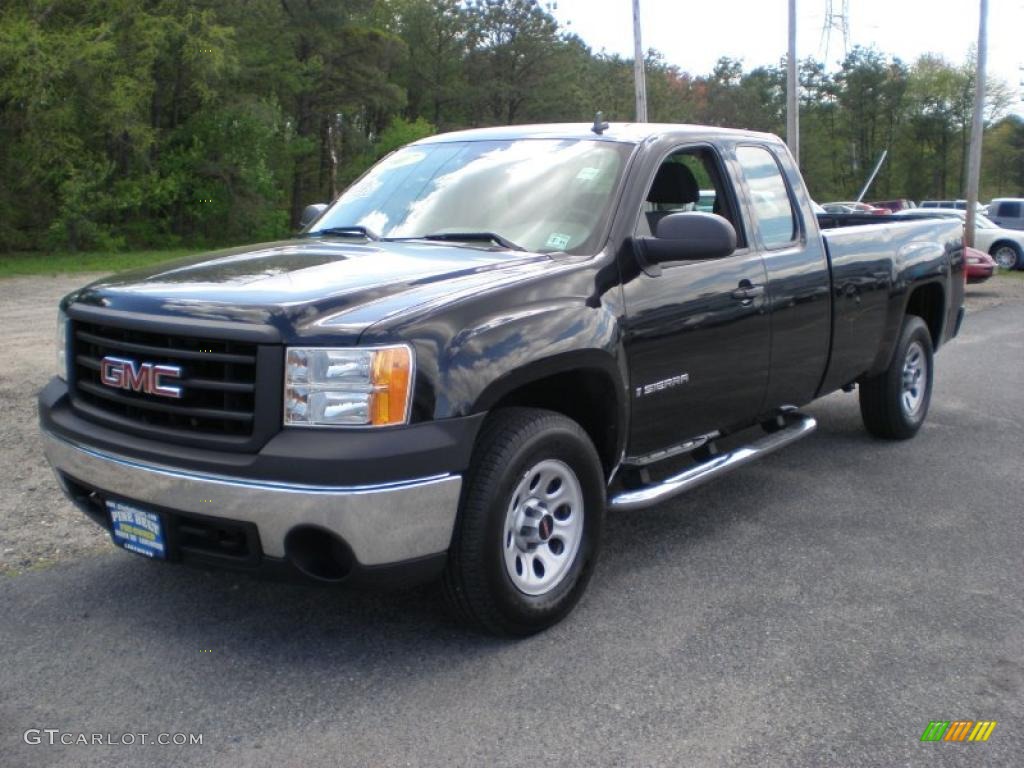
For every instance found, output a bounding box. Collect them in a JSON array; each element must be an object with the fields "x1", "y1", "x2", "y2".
[
  {"x1": 310, "y1": 226, "x2": 380, "y2": 241},
  {"x1": 387, "y1": 232, "x2": 525, "y2": 251}
]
